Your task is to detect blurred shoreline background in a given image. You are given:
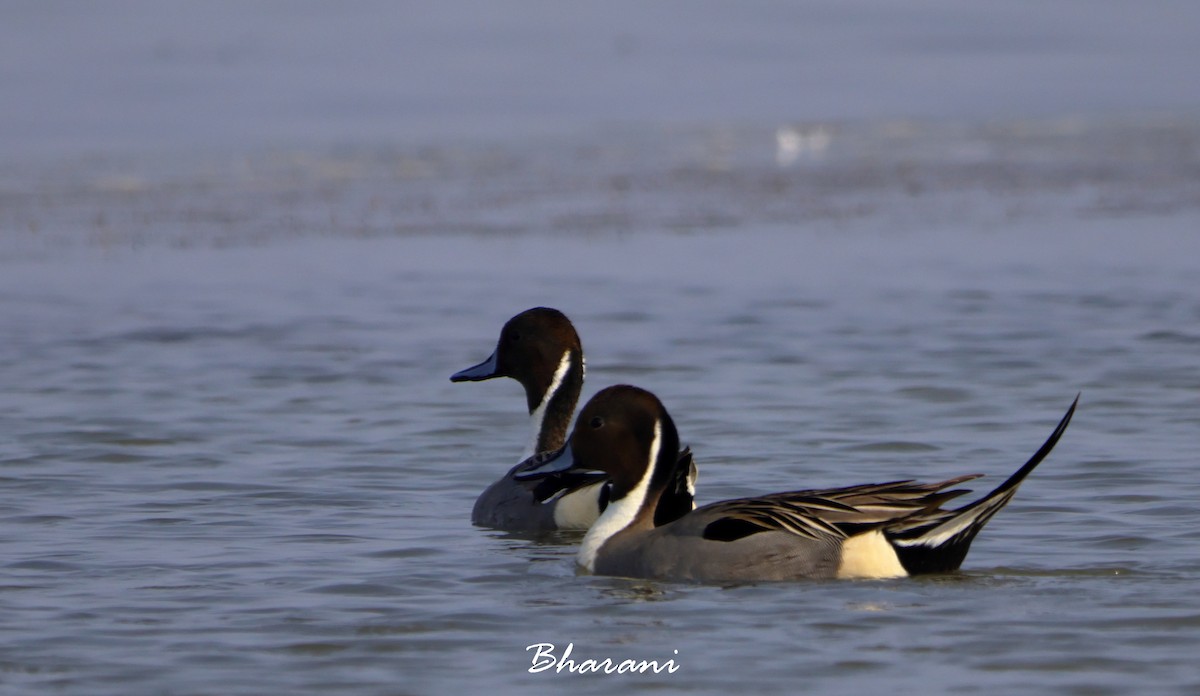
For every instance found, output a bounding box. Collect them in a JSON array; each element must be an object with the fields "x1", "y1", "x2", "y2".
[
  {"x1": 4, "y1": 1, "x2": 1198, "y2": 158},
  {"x1": 3, "y1": 2, "x2": 1199, "y2": 255}
]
